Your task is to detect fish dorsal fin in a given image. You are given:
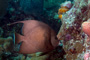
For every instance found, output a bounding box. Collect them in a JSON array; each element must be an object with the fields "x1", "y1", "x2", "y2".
[
  {"x1": 15, "y1": 23, "x2": 24, "y2": 35},
  {"x1": 12, "y1": 23, "x2": 24, "y2": 35},
  {"x1": 6, "y1": 22, "x2": 24, "y2": 35}
]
